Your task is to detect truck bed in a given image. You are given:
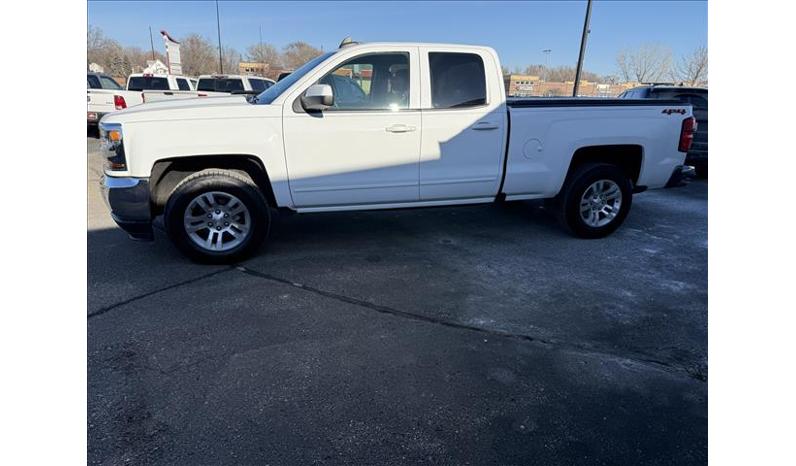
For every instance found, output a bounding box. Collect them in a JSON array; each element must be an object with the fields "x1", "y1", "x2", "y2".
[
  {"x1": 502, "y1": 98, "x2": 692, "y2": 199},
  {"x1": 506, "y1": 97, "x2": 683, "y2": 108}
]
